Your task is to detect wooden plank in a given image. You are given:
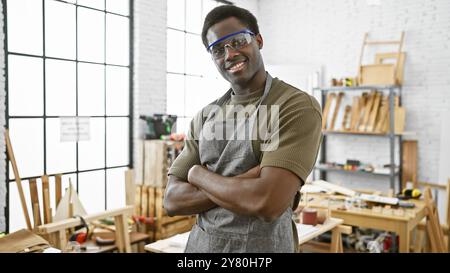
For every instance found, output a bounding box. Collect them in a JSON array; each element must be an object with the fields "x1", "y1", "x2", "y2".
[
  {"x1": 349, "y1": 97, "x2": 360, "y2": 131},
  {"x1": 155, "y1": 188, "x2": 164, "y2": 240},
  {"x1": 356, "y1": 92, "x2": 369, "y2": 130},
  {"x1": 37, "y1": 206, "x2": 134, "y2": 233},
  {"x1": 366, "y1": 91, "x2": 381, "y2": 132},
  {"x1": 141, "y1": 185, "x2": 148, "y2": 217},
  {"x1": 322, "y1": 93, "x2": 335, "y2": 130},
  {"x1": 135, "y1": 185, "x2": 142, "y2": 216},
  {"x1": 359, "y1": 91, "x2": 376, "y2": 131},
  {"x1": 402, "y1": 140, "x2": 418, "y2": 189},
  {"x1": 29, "y1": 178, "x2": 41, "y2": 228},
  {"x1": 329, "y1": 92, "x2": 344, "y2": 130},
  {"x1": 341, "y1": 105, "x2": 352, "y2": 131},
  {"x1": 42, "y1": 175, "x2": 51, "y2": 224},
  {"x1": 55, "y1": 174, "x2": 62, "y2": 209},
  {"x1": 125, "y1": 169, "x2": 135, "y2": 206},
  {"x1": 5, "y1": 129, "x2": 32, "y2": 230},
  {"x1": 148, "y1": 187, "x2": 155, "y2": 220},
  {"x1": 375, "y1": 96, "x2": 389, "y2": 132}
]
